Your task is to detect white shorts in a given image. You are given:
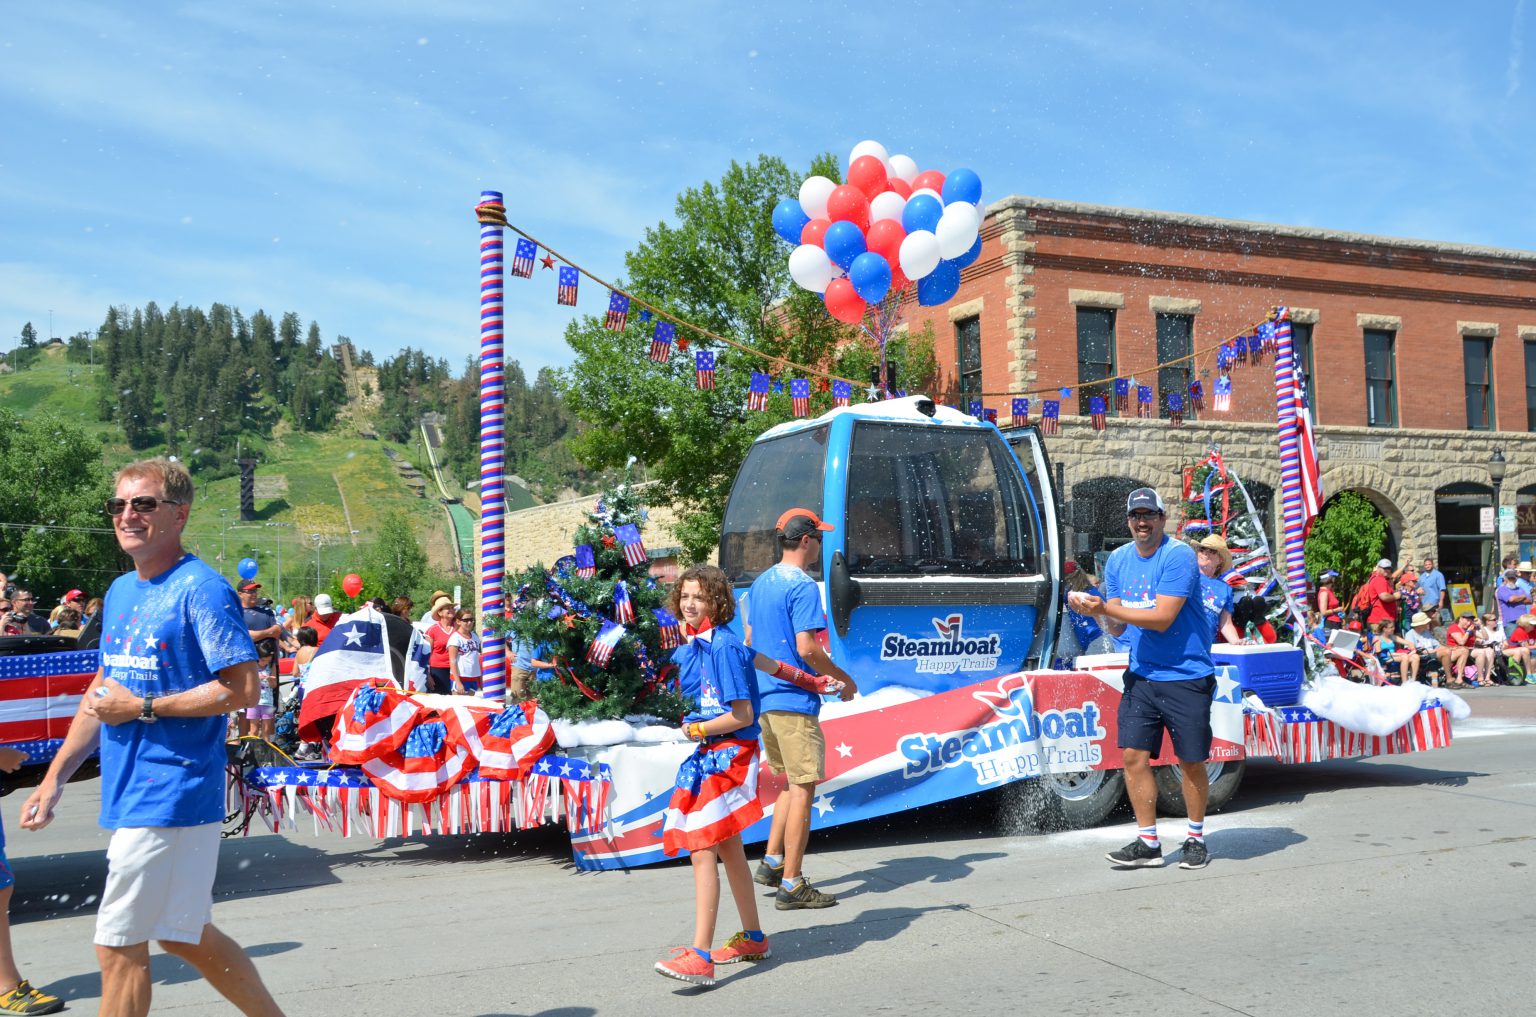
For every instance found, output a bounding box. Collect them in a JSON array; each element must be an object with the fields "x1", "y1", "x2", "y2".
[{"x1": 95, "y1": 823, "x2": 221, "y2": 947}]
